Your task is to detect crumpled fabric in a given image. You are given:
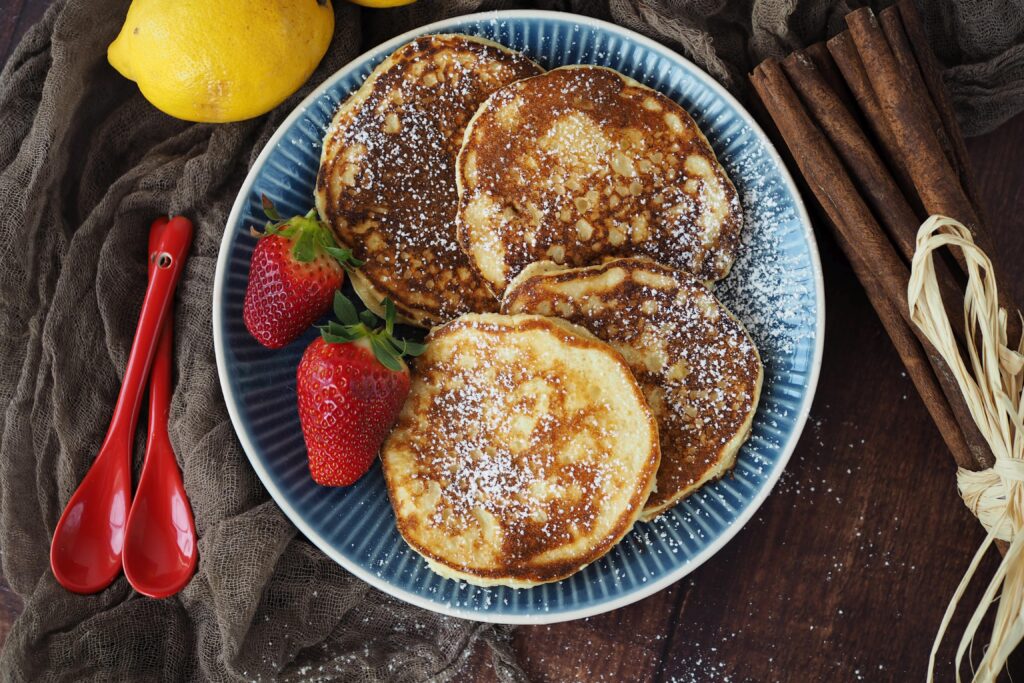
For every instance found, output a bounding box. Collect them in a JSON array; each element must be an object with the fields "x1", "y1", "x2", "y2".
[{"x1": 0, "y1": 0, "x2": 1020, "y2": 680}]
